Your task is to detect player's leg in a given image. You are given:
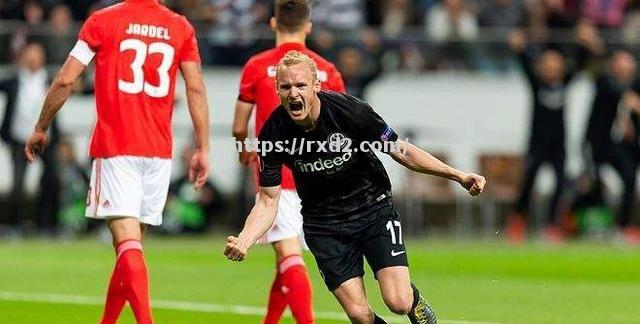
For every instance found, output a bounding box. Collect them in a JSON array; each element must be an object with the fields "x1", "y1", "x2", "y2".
[
  {"x1": 263, "y1": 237, "x2": 299, "y2": 324},
  {"x1": 85, "y1": 157, "x2": 152, "y2": 324},
  {"x1": 543, "y1": 153, "x2": 566, "y2": 242},
  {"x1": 305, "y1": 232, "x2": 381, "y2": 323},
  {"x1": 333, "y1": 277, "x2": 386, "y2": 324},
  {"x1": 262, "y1": 190, "x2": 313, "y2": 324},
  {"x1": 102, "y1": 217, "x2": 149, "y2": 324},
  {"x1": 376, "y1": 267, "x2": 436, "y2": 324},
  {"x1": 361, "y1": 206, "x2": 436, "y2": 324},
  {"x1": 269, "y1": 237, "x2": 311, "y2": 324},
  {"x1": 507, "y1": 152, "x2": 543, "y2": 242}
]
